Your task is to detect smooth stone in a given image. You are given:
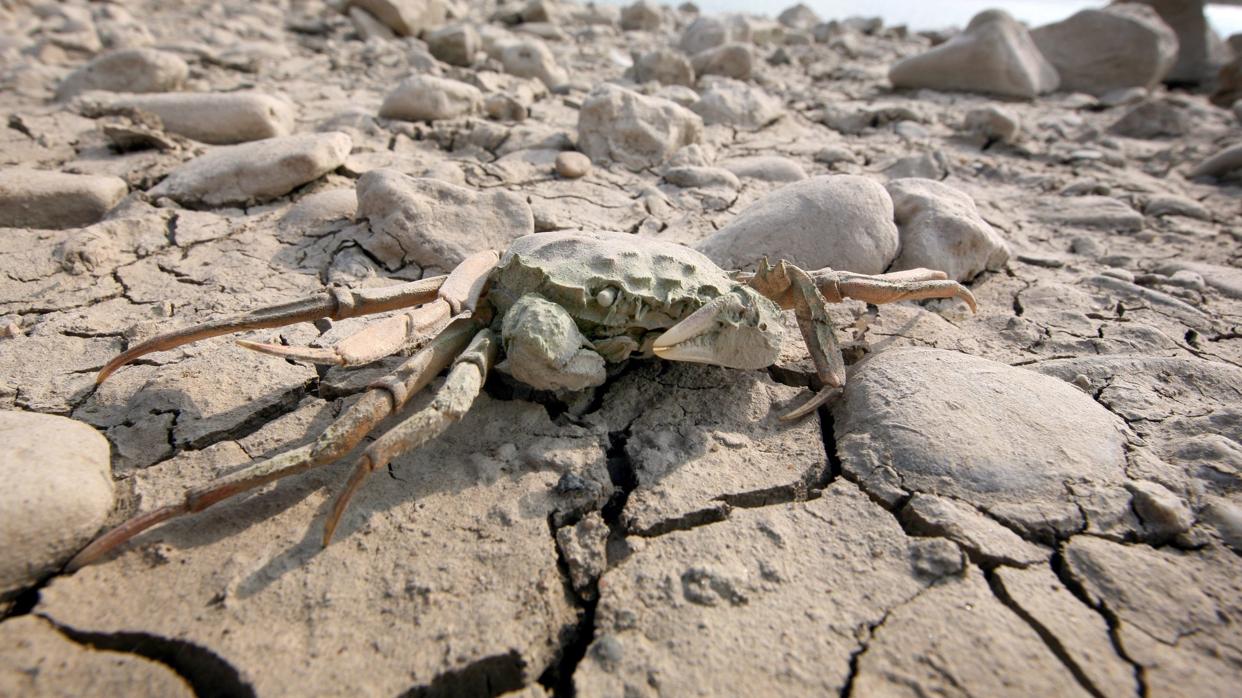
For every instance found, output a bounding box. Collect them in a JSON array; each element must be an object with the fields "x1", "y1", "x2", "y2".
[
  {"x1": 0, "y1": 411, "x2": 112, "y2": 599},
  {"x1": 629, "y1": 47, "x2": 695, "y2": 86},
  {"x1": 1155, "y1": 260, "x2": 1242, "y2": 298},
  {"x1": 55, "y1": 47, "x2": 188, "y2": 100},
  {"x1": 555, "y1": 151, "x2": 591, "y2": 178},
  {"x1": 1121, "y1": 0, "x2": 1230, "y2": 85},
  {"x1": 720, "y1": 155, "x2": 807, "y2": 182},
  {"x1": 690, "y1": 77, "x2": 784, "y2": 130},
  {"x1": 345, "y1": 0, "x2": 446, "y2": 37},
  {"x1": 680, "y1": 15, "x2": 750, "y2": 56},
  {"x1": 97, "y1": 92, "x2": 295, "y2": 144},
  {"x1": 963, "y1": 105, "x2": 1021, "y2": 144},
  {"x1": 663, "y1": 165, "x2": 740, "y2": 190},
  {"x1": 355, "y1": 168, "x2": 533, "y2": 269},
  {"x1": 834, "y1": 348, "x2": 1129, "y2": 541},
  {"x1": 1108, "y1": 98, "x2": 1190, "y2": 138},
  {"x1": 779, "y1": 3, "x2": 820, "y2": 30},
  {"x1": 149, "y1": 132, "x2": 352, "y2": 207},
  {"x1": 1188, "y1": 143, "x2": 1242, "y2": 178},
  {"x1": 497, "y1": 37, "x2": 568, "y2": 89},
  {"x1": 1033, "y1": 195, "x2": 1144, "y2": 231},
  {"x1": 889, "y1": 10, "x2": 1059, "y2": 98},
  {"x1": 577, "y1": 84, "x2": 703, "y2": 171},
  {"x1": 379, "y1": 75, "x2": 482, "y2": 122},
  {"x1": 690, "y1": 42, "x2": 753, "y2": 81},
  {"x1": 1144, "y1": 194, "x2": 1210, "y2": 220},
  {"x1": 1030, "y1": 4, "x2": 1178, "y2": 96},
  {"x1": 886, "y1": 178, "x2": 1010, "y2": 282},
  {"x1": 619, "y1": 0, "x2": 664, "y2": 31},
  {"x1": 697, "y1": 175, "x2": 899, "y2": 274},
  {"x1": 0, "y1": 169, "x2": 127, "y2": 229}
]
